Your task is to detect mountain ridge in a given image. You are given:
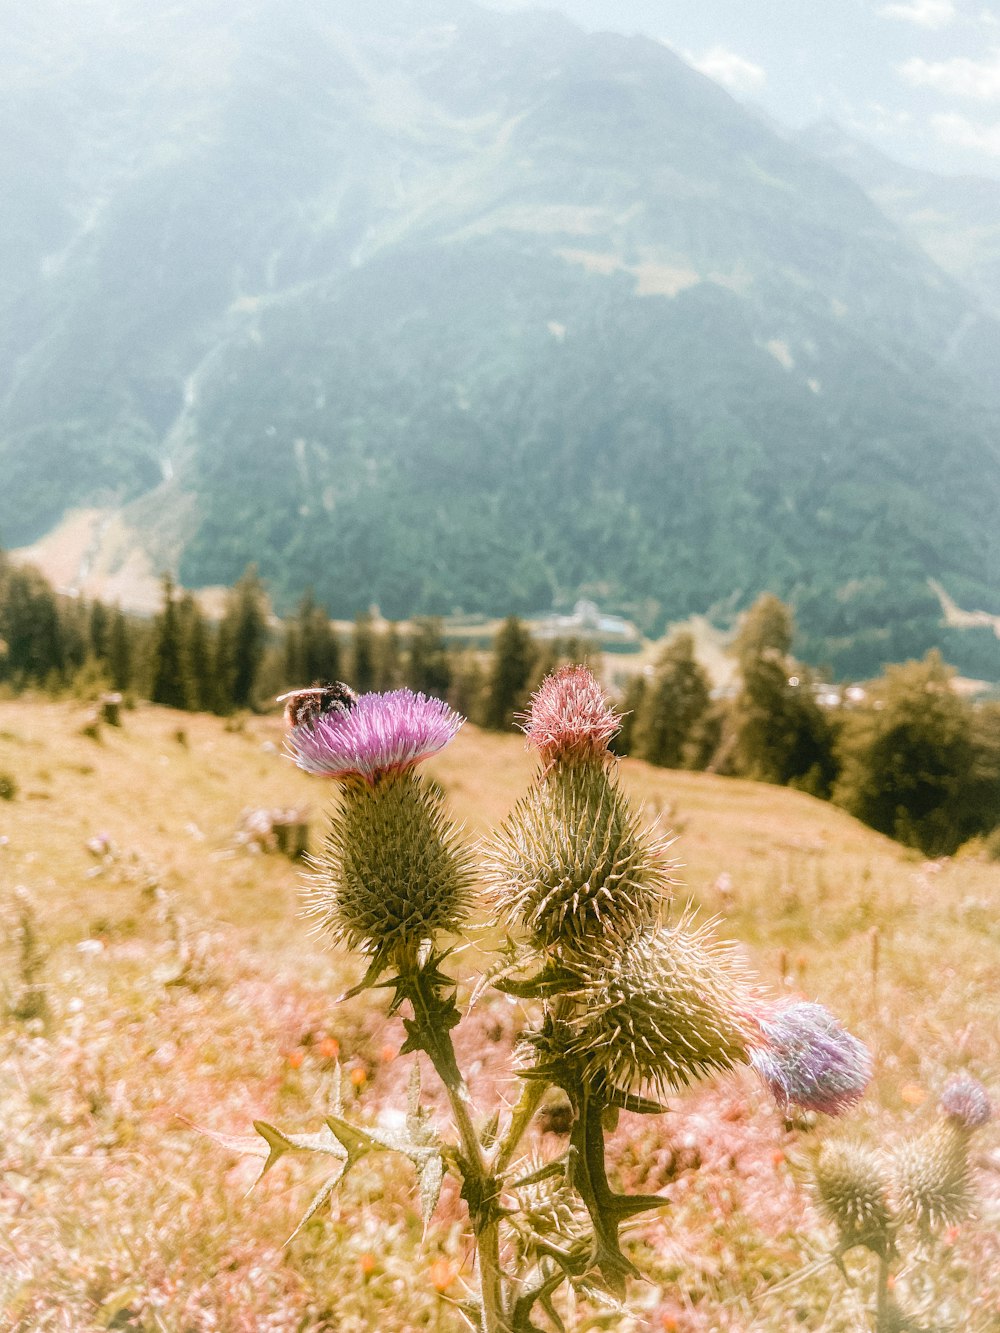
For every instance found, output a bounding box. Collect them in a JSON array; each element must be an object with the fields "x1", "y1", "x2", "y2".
[{"x1": 2, "y1": 0, "x2": 999, "y2": 677}]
